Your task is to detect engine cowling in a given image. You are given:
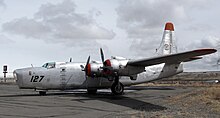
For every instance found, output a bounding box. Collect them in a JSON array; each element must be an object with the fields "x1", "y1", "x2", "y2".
[
  {"x1": 103, "y1": 58, "x2": 128, "y2": 76},
  {"x1": 103, "y1": 58, "x2": 145, "y2": 76},
  {"x1": 86, "y1": 57, "x2": 145, "y2": 78},
  {"x1": 86, "y1": 61, "x2": 103, "y2": 77}
]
